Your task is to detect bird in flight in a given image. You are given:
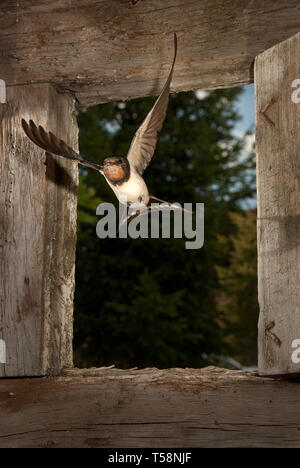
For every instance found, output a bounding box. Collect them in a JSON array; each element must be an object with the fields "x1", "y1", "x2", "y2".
[{"x1": 22, "y1": 34, "x2": 189, "y2": 227}]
